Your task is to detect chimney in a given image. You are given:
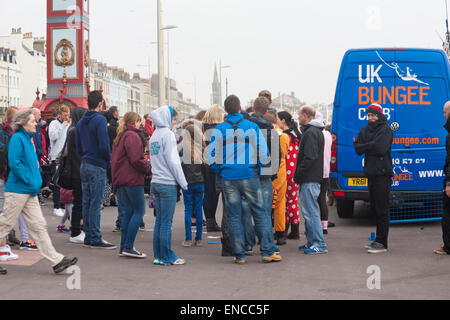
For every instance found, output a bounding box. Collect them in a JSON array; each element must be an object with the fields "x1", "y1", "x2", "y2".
[
  {"x1": 11, "y1": 28, "x2": 22, "y2": 34},
  {"x1": 33, "y1": 38, "x2": 46, "y2": 55}
]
